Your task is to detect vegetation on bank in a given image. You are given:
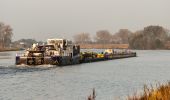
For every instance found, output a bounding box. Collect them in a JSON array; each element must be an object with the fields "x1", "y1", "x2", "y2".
[
  {"x1": 0, "y1": 22, "x2": 43, "y2": 51},
  {"x1": 12, "y1": 39, "x2": 44, "y2": 49},
  {"x1": 1, "y1": 21, "x2": 170, "y2": 50},
  {"x1": 129, "y1": 26, "x2": 169, "y2": 50},
  {"x1": 87, "y1": 82, "x2": 170, "y2": 100},
  {"x1": 0, "y1": 22, "x2": 13, "y2": 48},
  {"x1": 74, "y1": 25, "x2": 170, "y2": 50},
  {"x1": 128, "y1": 82, "x2": 170, "y2": 100}
]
